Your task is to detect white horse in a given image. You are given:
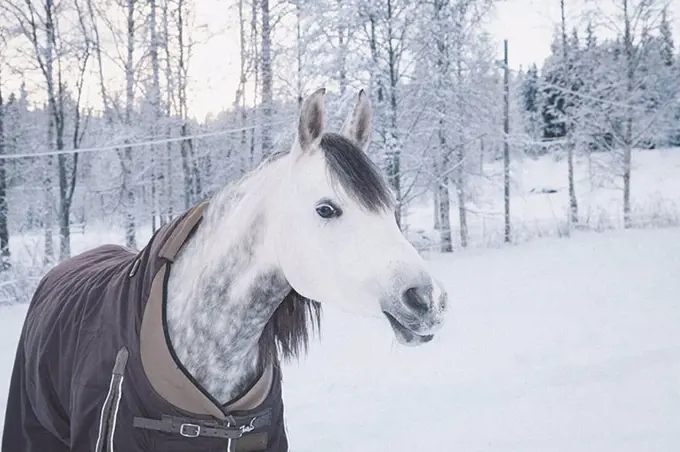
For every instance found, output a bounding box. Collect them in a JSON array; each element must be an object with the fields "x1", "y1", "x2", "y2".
[
  {"x1": 166, "y1": 88, "x2": 449, "y2": 404},
  {"x1": 1, "y1": 88, "x2": 449, "y2": 452}
]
